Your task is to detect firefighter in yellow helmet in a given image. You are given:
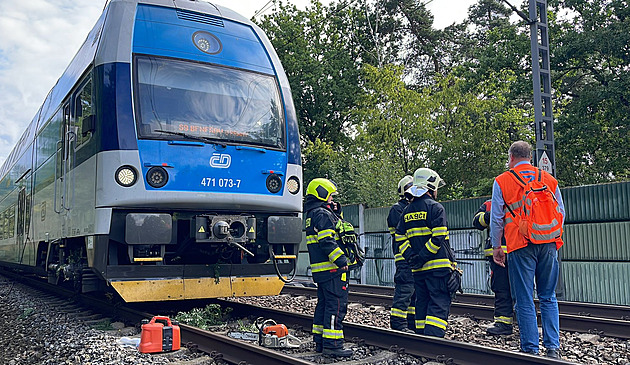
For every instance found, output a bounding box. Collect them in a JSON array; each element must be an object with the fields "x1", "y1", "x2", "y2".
[
  {"x1": 304, "y1": 178, "x2": 353, "y2": 358},
  {"x1": 388, "y1": 175, "x2": 416, "y2": 332},
  {"x1": 394, "y1": 168, "x2": 460, "y2": 337}
]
